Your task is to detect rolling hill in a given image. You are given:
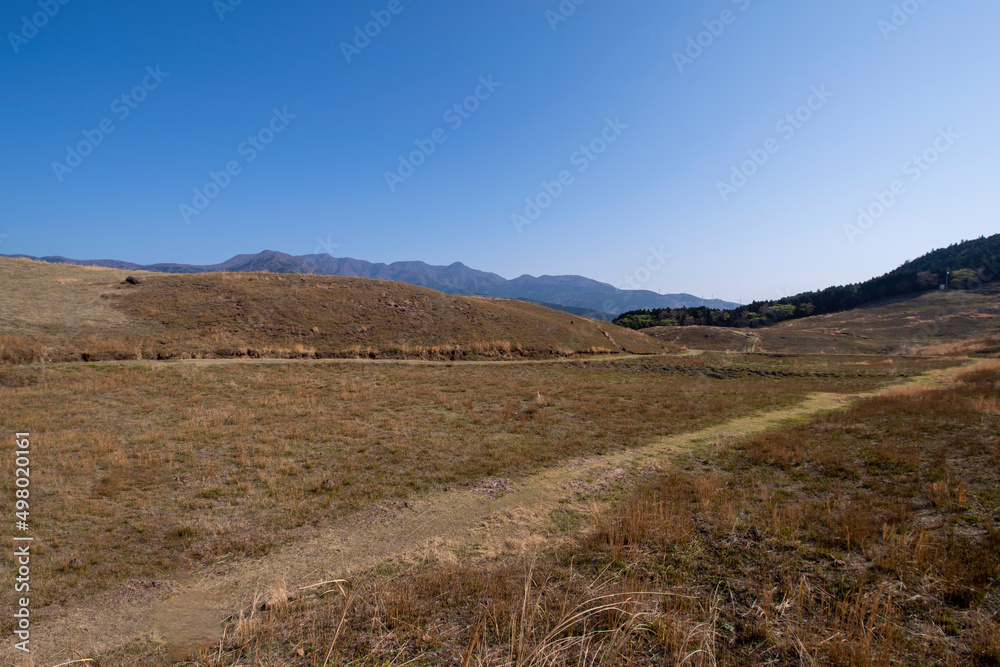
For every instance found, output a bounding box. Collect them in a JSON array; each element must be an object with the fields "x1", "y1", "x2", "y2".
[
  {"x1": 0, "y1": 250, "x2": 738, "y2": 317},
  {"x1": 0, "y1": 257, "x2": 667, "y2": 364}
]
